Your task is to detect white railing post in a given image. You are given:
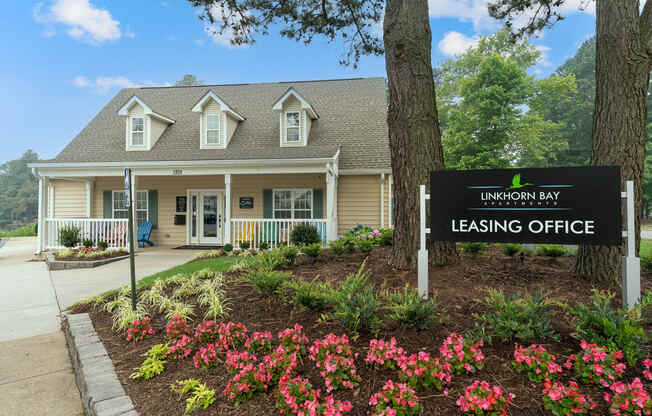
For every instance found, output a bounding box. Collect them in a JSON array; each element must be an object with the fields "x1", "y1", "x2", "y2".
[
  {"x1": 224, "y1": 174, "x2": 232, "y2": 245},
  {"x1": 621, "y1": 180, "x2": 640, "y2": 310},
  {"x1": 418, "y1": 185, "x2": 430, "y2": 299}
]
